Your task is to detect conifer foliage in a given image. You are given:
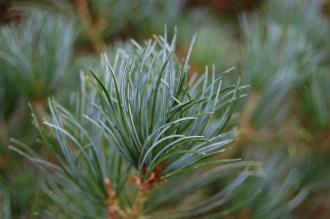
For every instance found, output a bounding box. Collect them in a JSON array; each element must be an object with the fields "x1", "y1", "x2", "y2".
[
  {"x1": 13, "y1": 33, "x2": 259, "y2": 218},
  {"x1": 1, "y1": 0, "x2": 330, "y2": 218}
]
